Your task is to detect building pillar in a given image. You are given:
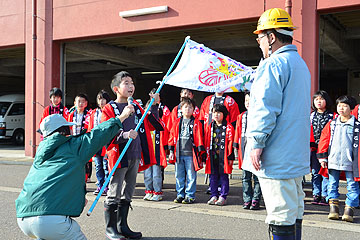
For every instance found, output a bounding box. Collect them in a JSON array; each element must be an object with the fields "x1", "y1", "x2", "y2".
[
  {"x1": 25, "y1": 0, "x2": 60, "y2": 157},
  {"x1": 300, "y1": 0, "x2": 319, "y2": 96}
]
